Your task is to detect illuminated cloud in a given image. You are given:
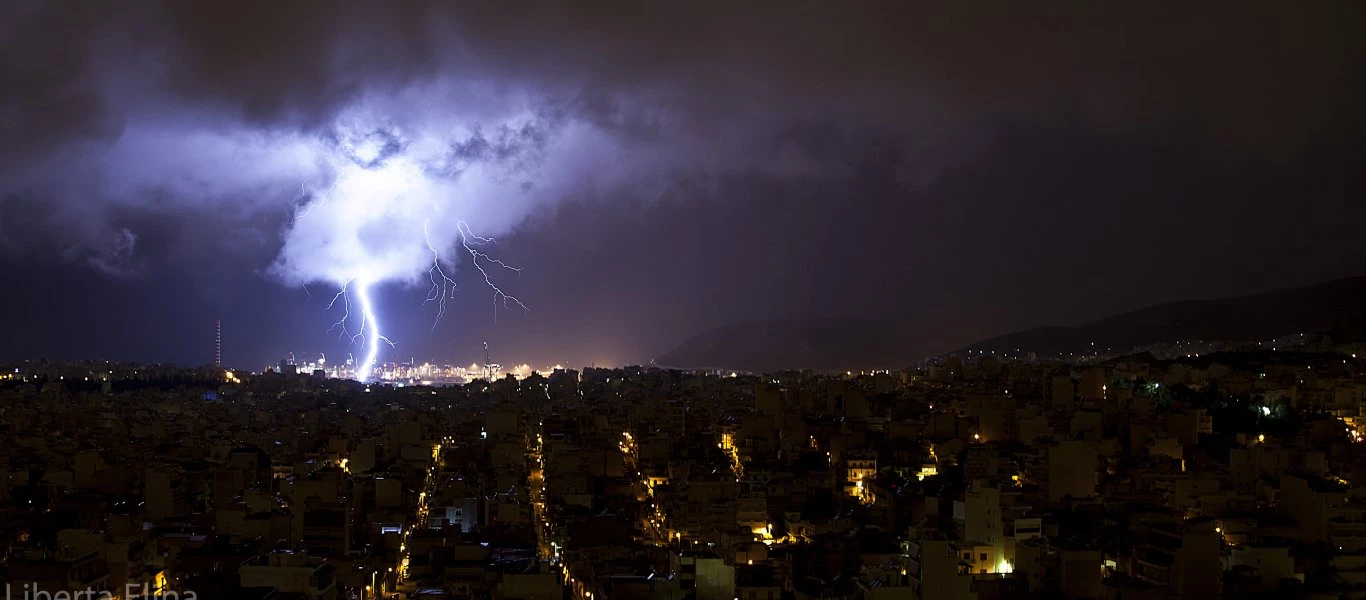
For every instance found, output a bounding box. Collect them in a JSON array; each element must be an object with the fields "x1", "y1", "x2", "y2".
[
  {"x1": 4, "y1": 1, "x2": 1359, "y2": 286},
  {"x1": 2, "y1": 1, "x2": 1364, "y2": 369}
]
